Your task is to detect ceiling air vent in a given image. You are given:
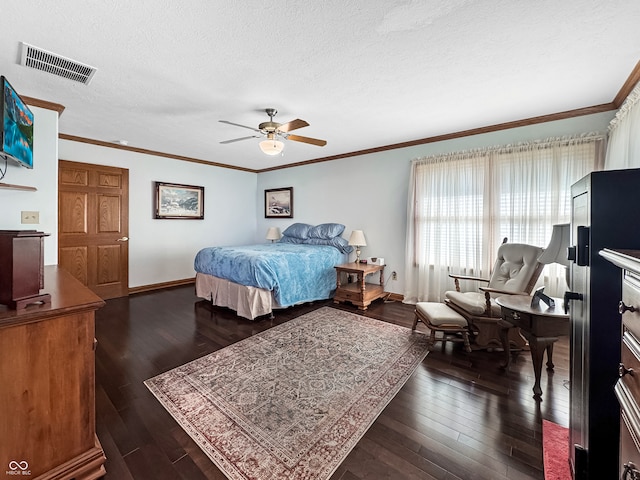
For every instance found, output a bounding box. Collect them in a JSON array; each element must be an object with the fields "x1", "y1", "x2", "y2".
[{"x1": 19, "y1": 42, "x2": 97, "y2": 85}]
